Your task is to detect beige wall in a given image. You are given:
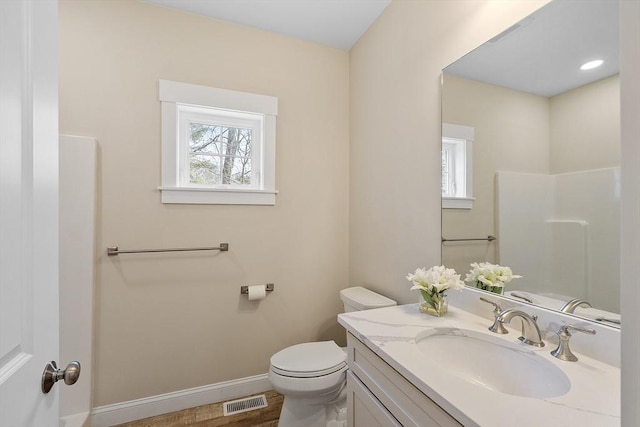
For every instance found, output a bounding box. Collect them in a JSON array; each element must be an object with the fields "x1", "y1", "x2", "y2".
[
  {"x1": 441, "y1": 75, "x2": 550, "y2": 275},
  {"x1": 59, "y1": 0, "x2": 349, "y2": 406},
  {"x1": 349, "y1": 0, "x2": 549, "y2": 304},
  {"x1": 550, "y1": 74, "x2": 620, "y2": 174}
]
